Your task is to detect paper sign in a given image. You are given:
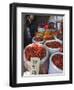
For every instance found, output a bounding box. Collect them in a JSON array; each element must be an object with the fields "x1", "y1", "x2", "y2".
[{"x1": 30, "y1": 57, "x2": 40, "y2": 75}]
